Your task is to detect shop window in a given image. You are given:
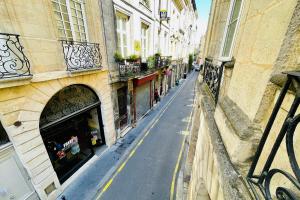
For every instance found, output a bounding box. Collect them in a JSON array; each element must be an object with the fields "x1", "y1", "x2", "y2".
[
  {"x1": 116, "y1": 12, "x2": 130, "y2": 57},
  {"x1": 220, "y1": 0, "x2": 243, "y2": 60},
  {"x1": 0, "y1": 121, "x2": 9, "y2": 146},
  {"x1": 51, "y1": 0, "x2": 88, "y2": 42},
  {"x1": 40, "y1": 85, "x2": 105, "y2": 183}
]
